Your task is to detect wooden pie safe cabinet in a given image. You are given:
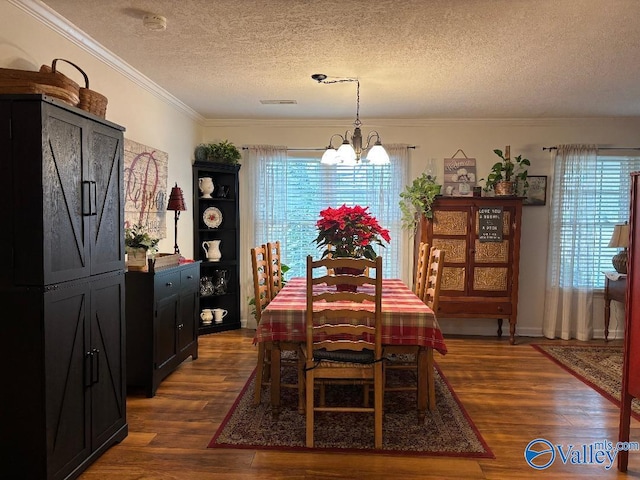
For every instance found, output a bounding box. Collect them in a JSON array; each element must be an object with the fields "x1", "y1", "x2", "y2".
[{"x1": 415, "y1": 196, "x2": 523, "y2": 344}]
